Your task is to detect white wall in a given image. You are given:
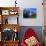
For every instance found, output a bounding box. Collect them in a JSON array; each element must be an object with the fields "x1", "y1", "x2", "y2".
[
  {"x1": 8, "y1": 16, "x2": 17, "y2": 24},
  {"x1": 0, "y1": 0, "x2": 44, "y2": 26},
  {"x1": 18, "y1": 0, "x2": 44, "y2": 26},
  {"x1": 0, "y1": 0, "x2": 15, "y2": 7}
]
